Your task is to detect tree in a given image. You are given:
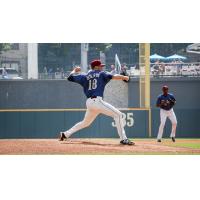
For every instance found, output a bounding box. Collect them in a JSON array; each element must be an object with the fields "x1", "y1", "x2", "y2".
[
  {"x1": 0, "y1": 43, "x2": 12, "y2": 54},
  {"x1": 38, "y1": 43, "x2": 80, "y2": 57},
  {"x1": 150, "y1": 43, "x2": 192, "y2": 56},
  {"x1": 89, "y1": 43, "x2": 112, "y2": 53}
]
